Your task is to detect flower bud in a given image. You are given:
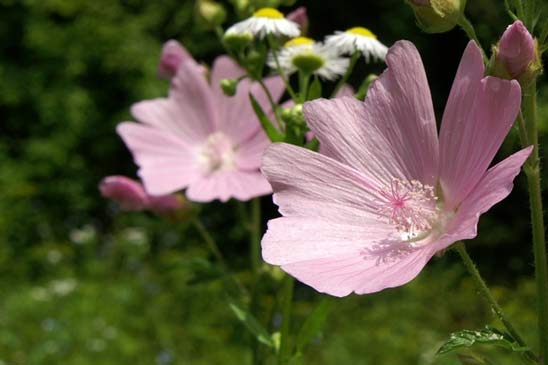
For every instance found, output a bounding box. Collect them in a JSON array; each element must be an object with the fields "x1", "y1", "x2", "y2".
[
  {"x1": 158, "y1": 40, "x2": 193, "y2": 79},
  {"x1": 196, "y1": 0, "x2": 226, "y2": 27},
  {"x1": 491, "y1": 20, "x2": 540, "y2": 82},
  {"x1": 222, "y1": 29, "x2": 253, "y2": 52},
  {"x1": 220, "y1": 78, "x2": 240, "y2": 96},
  {"x1": 147, "y1": 194, "x2": 186, "y2": 216},
  {"x1": 407, "y1": 0, "x2": 466, "y2": 33},
  {"x1": 99, "y1": 176, "x2": 148, "y2": 211},
  {"x1": 287, "y1": 7, "x2": 308, "y2": 34}
]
